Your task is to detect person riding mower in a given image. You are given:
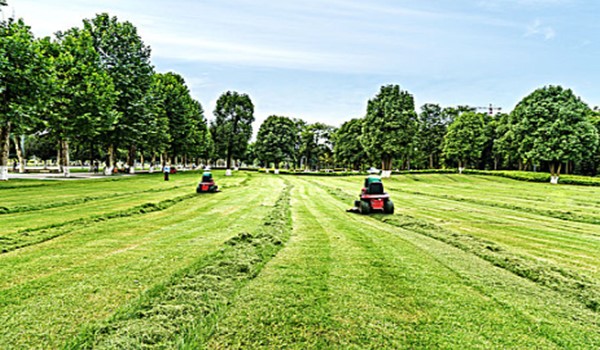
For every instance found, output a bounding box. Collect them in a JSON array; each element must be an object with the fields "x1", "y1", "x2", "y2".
[
  {"x1": 196, "y1": 169, "x2": 219, "y2": 193},
  {"x1": 347, "y1": 168, "x2": 394, "y2": 214}
]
